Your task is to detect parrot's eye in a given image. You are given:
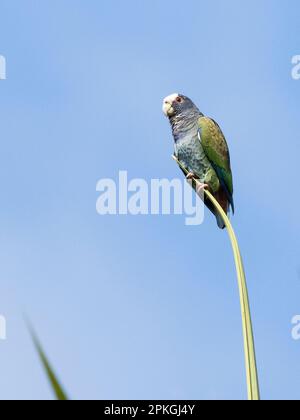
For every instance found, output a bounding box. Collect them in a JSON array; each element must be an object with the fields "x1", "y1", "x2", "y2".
[{"x1": 176, "y1": 97, "x2": 183, "y2": 103}]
